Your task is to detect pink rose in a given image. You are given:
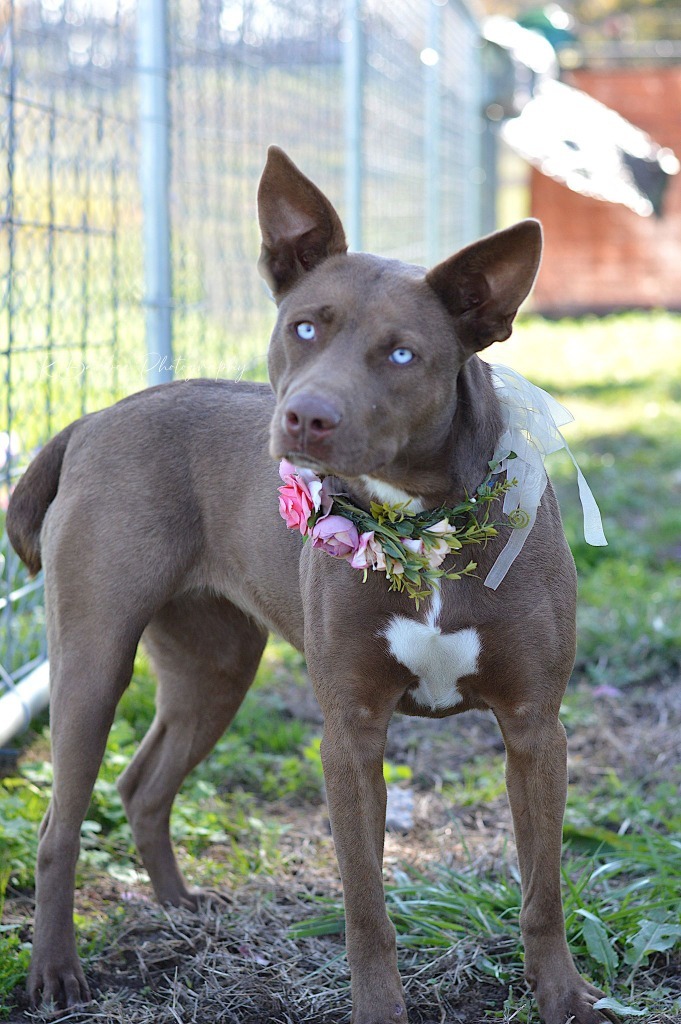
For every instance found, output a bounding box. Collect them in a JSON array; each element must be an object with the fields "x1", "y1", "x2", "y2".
[
  {"x1": 278, "y1": 482, "x2": 316, "y2": 535},
  {"x1": 350, "y1": 531, "x2": 387, "y2": 571},
  {"x1": 278, "y1": 460, "x2": 324, "y2": 535},
  {"x1": 311, "y1": 515, "x2": 360, "y2": 558}
]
